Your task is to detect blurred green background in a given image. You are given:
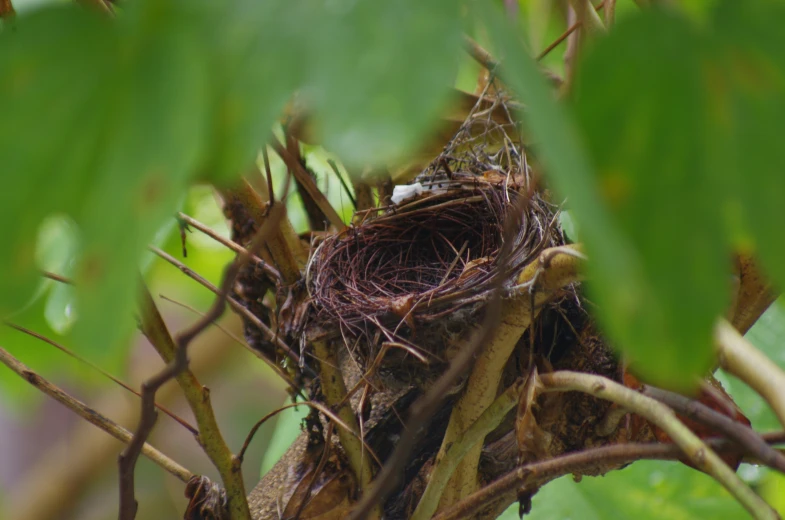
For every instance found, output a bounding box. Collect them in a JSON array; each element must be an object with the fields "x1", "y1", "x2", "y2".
[{"x1": 2, "y1": 0, "x2": 785, "y2": 518}]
